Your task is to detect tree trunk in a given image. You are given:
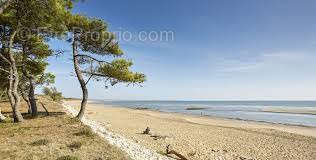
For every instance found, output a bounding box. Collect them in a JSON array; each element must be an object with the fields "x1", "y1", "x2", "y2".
[
  {"x1": 21, "y1": 46, "x2": 37, "y2": 116},
  {"x1": 73, "y1": 34, "x2": 88, "y2": 120},
  {"x1": 0, "y1": 0, "x2": 12, "y2": 14},
  {"x1": 8, "y1": 67, "x2": 15, "y2": 107},
  {"x1": 20, "y1": 86, "x2": 32, "y2": 114},
  {"x1": 7, "y1": 30, "x2": 23, "y2": 122},
  {"x1": 28, "y1": 77, "x2": 37, "y2": 117}
]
